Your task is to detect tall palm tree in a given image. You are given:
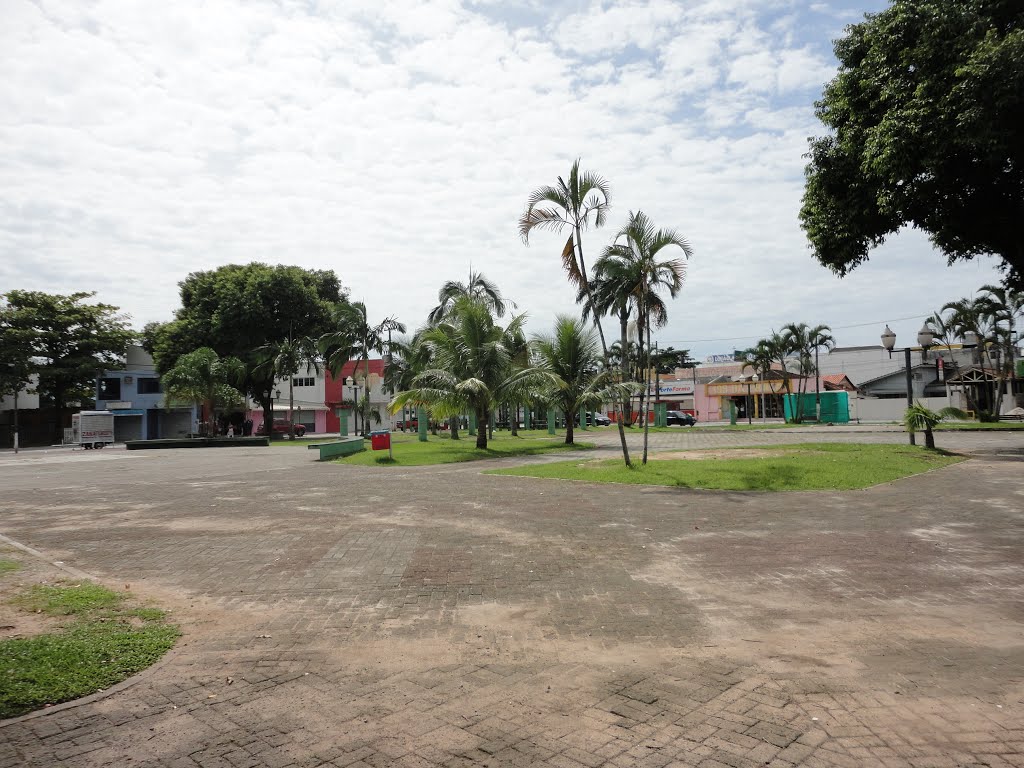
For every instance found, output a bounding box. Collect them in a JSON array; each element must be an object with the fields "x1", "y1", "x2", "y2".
[
  {"x1": 745, "y1": 340, "x2": 777, "y2": 420},
  {"x1": 391, "y1": 297, "x2": 554, "y2": 449},
  {"x1": 162, "y1": 347, "x2": 245, "y2": 437},
  {"x1": 782, "y1": 323, "x2": 819, "y2": 423},
  {"x1": 807, "y1": 325, "x2": 835, "y2": 421},
  {"x1": 754, "y1": 331, "x2": 795, "y2": 422},
  {"x1": 979, "y1": 283, "x2": 1023, "y2": 401},
  {"x1": 520, "y1": 160, "x2": 635, "y2": 465},
  {"x1": 320, "y1": 301, "x2": 387, "y2": 435},
  {"x1": 254, "y1": 333, "x2": 321, "y2": 439},
  {"x1": 602, "y1": 211, "x2": 692, "y2": 464},
  {"x1": 428, "y1": 269, "x2": 513, "y2": 325},
  {"x1": 943, "y1": 296, "x2": 1000, "y2": 413},
  {"x1": 533, "y1": 316, "x2": 635, "y2": 445},
  {"x1": 589, "y1": 255, "x2": 640, "y2": 436}
]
